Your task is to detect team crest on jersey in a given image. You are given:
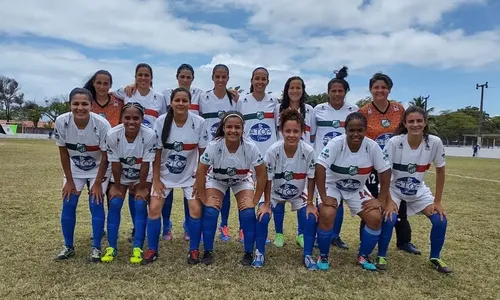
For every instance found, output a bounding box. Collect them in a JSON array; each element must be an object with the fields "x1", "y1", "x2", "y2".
[
  {"x1": 332, "y1": 120, "x2": 341, "y2": 128},
  {"x1": 249, "y1": 123, "x2": 272, "y2": 142},
  {"x1": 125, "y1": 157, "x2": 137, "y2": 165},
  {"x1": 256, "y1": 111, "x2": 265, "y2": 120},
  {"x1": 348, "y1": 165, "x2": 359, "y2": 176},
  {"x1": 173, "y1": 141, "x2": 184, "y2": 152},
  {"x1": 166, "y1": 155, "x2": 187, "y2": 174},
  {"x1": 407, "y1": 163, "x2": 417, "y2": 174},
  {"x1": 123, "y1": 167, "x2": 140, "y2": 180},
  {"x1": 381, "y1": 119, "x2": 390, "y2": 128},
  {"x1": 275, "y1": 183, "x2": 299, "y2": 200},
  {"x1": 284, "y1": 171, "x2": 294, "y2": 181},
  {"x1": 395, "y1": 177, "x2": 420, "y2": 196},
  {"x1": 71, "y1": 156, "x2": 96, "y2": 171},
  {"x1": 226, "y1": 167, "x2": 236, "y2": 176},
  {"x1": 217, "y1": 110, "x2": 226, "y2": 119},
  {"x1": 76, "y1": 143, "x2": 87, "y2": 153}
]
